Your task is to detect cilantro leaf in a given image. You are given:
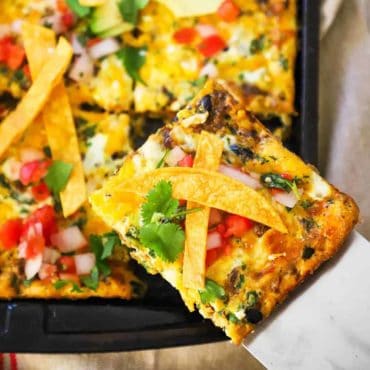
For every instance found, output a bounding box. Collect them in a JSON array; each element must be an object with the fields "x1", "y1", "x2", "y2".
[
  {"x1": 81, "y1": 266, "x2": 99, "y2": 291},
  {"x1": 140, "y1": 181, "x2": 179, "y2": 224},
  {"x1": 54, "y1": 280, "x2": 69, "y2": 290},
  {"x1": 44, "y1": 160, "x2": 73, "y2": 195},
  {"x1": 116, "y1": 46, "x2": 147, "y2": 84},
  {"x1": 139, "y1": 222, "x2": 184, "y2": 262},
  {"x1": 70, "y1": 282, "x2": 84, "y2": 293},
  {"x1": 118, "y1": 0, "x2": 148, "y2": 25},
  {"x1": 66, "y1": 0, "x2": 91, "y2": 18},
  {"x1": 101, "y1": 231, "x2": 121, "y2": 260},
  {"x1": 199, "y1": 279, "x2": 226, "y2": 304},
  {"x1": 260, "y1": 173, "x2": 300, "y2": 198}
]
